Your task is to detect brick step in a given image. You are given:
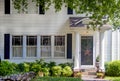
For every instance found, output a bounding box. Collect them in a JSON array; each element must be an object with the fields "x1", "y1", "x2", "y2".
[{"x1": 81, "y1": 68, "x2": 97, "y2": 76}]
